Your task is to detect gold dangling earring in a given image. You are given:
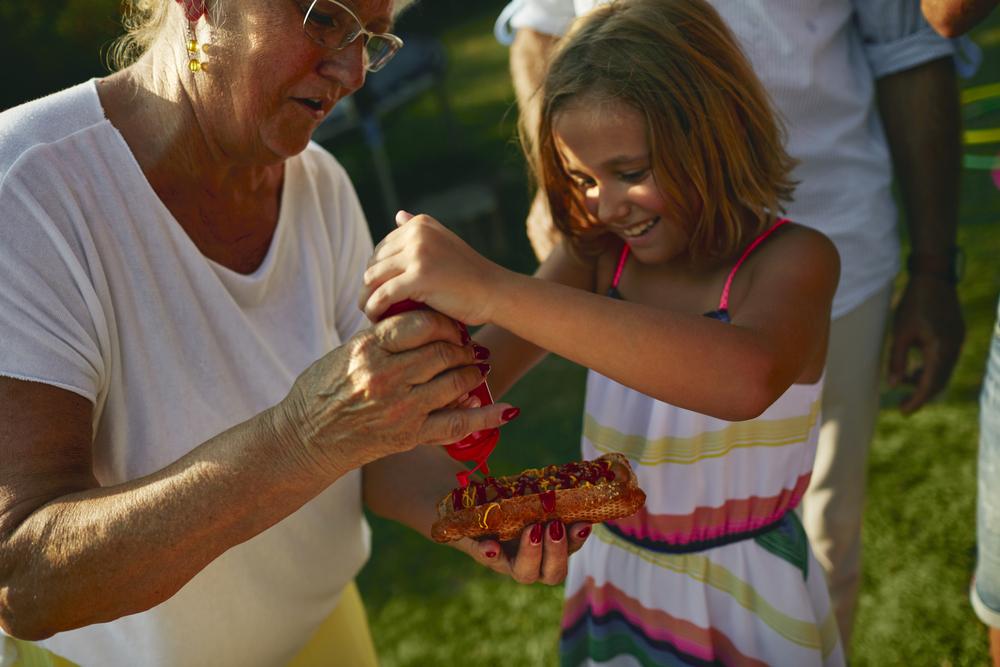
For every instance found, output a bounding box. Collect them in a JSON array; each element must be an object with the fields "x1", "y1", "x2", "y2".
[{"x1": 186, "y1": 21, "x2": 209, "y2": 73}]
